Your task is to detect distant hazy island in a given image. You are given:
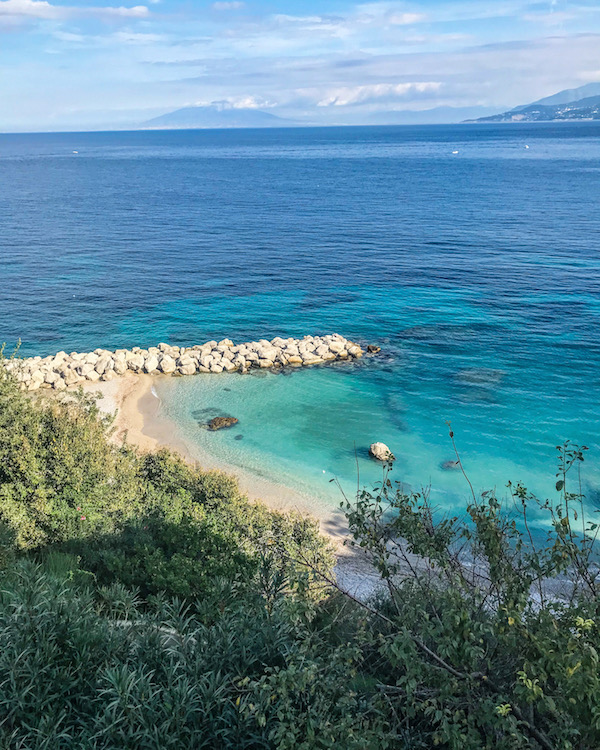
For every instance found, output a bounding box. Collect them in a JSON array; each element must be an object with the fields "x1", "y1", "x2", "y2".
[
  {"x1": 144, "y1": 102, "x2": 290, "y2": 129},
  {"x1": 141, "y1": 102, "x2": 503, "y2": 129},
  {"x1": 468, "y1": 82, "x2": 600, "y2": 123}
]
